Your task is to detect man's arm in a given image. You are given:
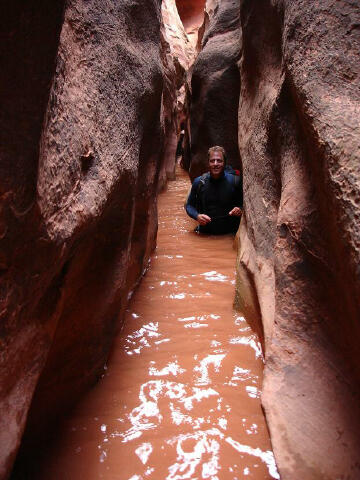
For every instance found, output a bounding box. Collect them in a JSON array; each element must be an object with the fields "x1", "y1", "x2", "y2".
[
  {"x1": 229, "y1": 174, "x2": 243, "y2": 216},
  {"x1": 185, "y1": 178, "x2": 212, "y2": 225},
  {"x1": 185, "y1": 179, "x2": 200, "y2": 220}
]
